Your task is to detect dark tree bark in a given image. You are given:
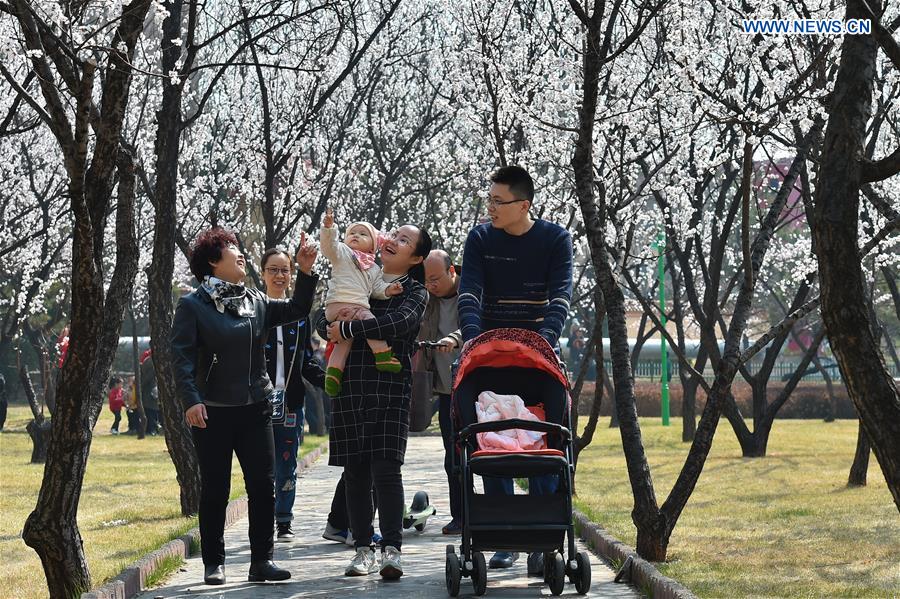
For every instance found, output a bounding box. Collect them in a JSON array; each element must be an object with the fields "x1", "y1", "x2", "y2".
[
  {"x1": 569, "y1": 0, "x2": 665, "y2": 558},
  {"x1": 811, "y1": 0, "x2": 900, "y2": 511},
  {"x1": 848, "y1": 421, "x2": 870, "y2": 487},
  {"x1": 18, "y1": 361, "x2": 50, "y2": 463},
  {"x1": 148, "y1": 0, "x2": 202, "y2": 516},
  {"x1": 15, "y1": 2, "x2": 148, "y2": 594}
]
